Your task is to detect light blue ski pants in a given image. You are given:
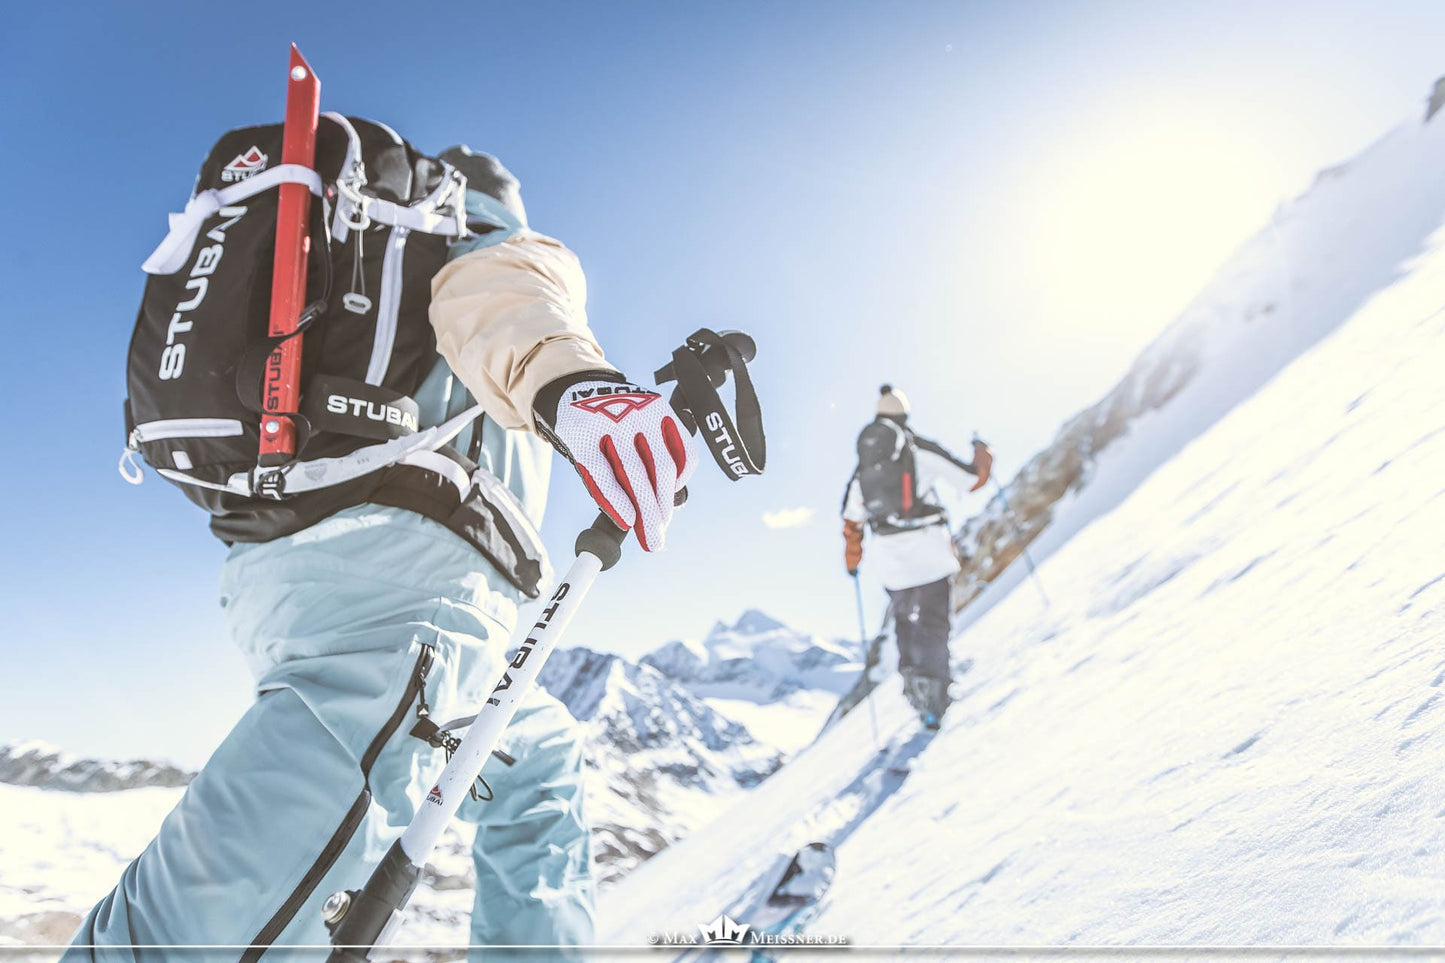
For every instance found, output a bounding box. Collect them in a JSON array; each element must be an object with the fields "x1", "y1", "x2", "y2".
[{"x1": 65, "y1": 507, "x2": 594, "y2": 960}]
